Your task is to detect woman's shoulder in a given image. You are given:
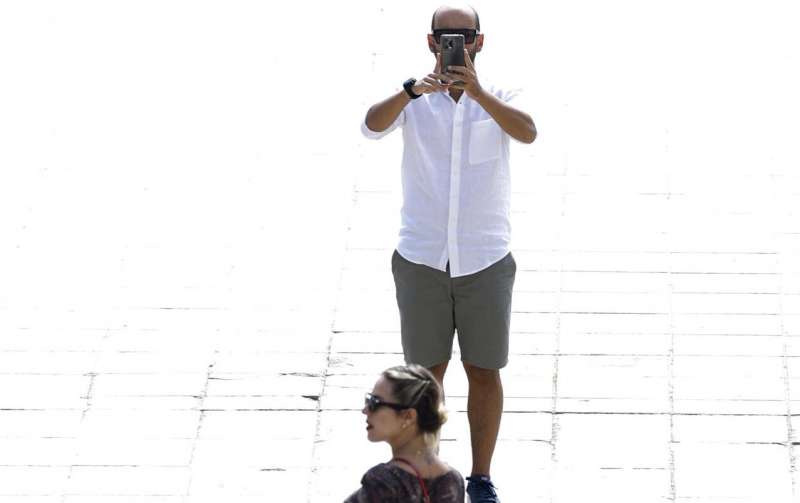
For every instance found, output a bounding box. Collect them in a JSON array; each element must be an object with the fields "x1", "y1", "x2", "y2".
[
  {"x1": 443, "y1": 465, "x2": 464, "y2": 478},
  {"x1": 437, "y1": 465, "x2": 466, "y2": 486},
  {"x1": 423, "y1": 465, "x2": 466, "y2": 502},
  {"x1": 363, "y1": 462, "x2": 466, "y2": 484},
  {"x1": 364, "y1": 462, "x2": 397, "y2": 475},
  {"x1": 385, "y1": 461, "x2": 464, "y2": 482},
  {"x1": 346, "y1": 463, "x2": 464, "y2": 503},
  {"x1": 362, "y1": 462, "x2": 406, "y2": 484},
  {"x1": 343, "y1": 464, "x2": 403, "y2": 503}
]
